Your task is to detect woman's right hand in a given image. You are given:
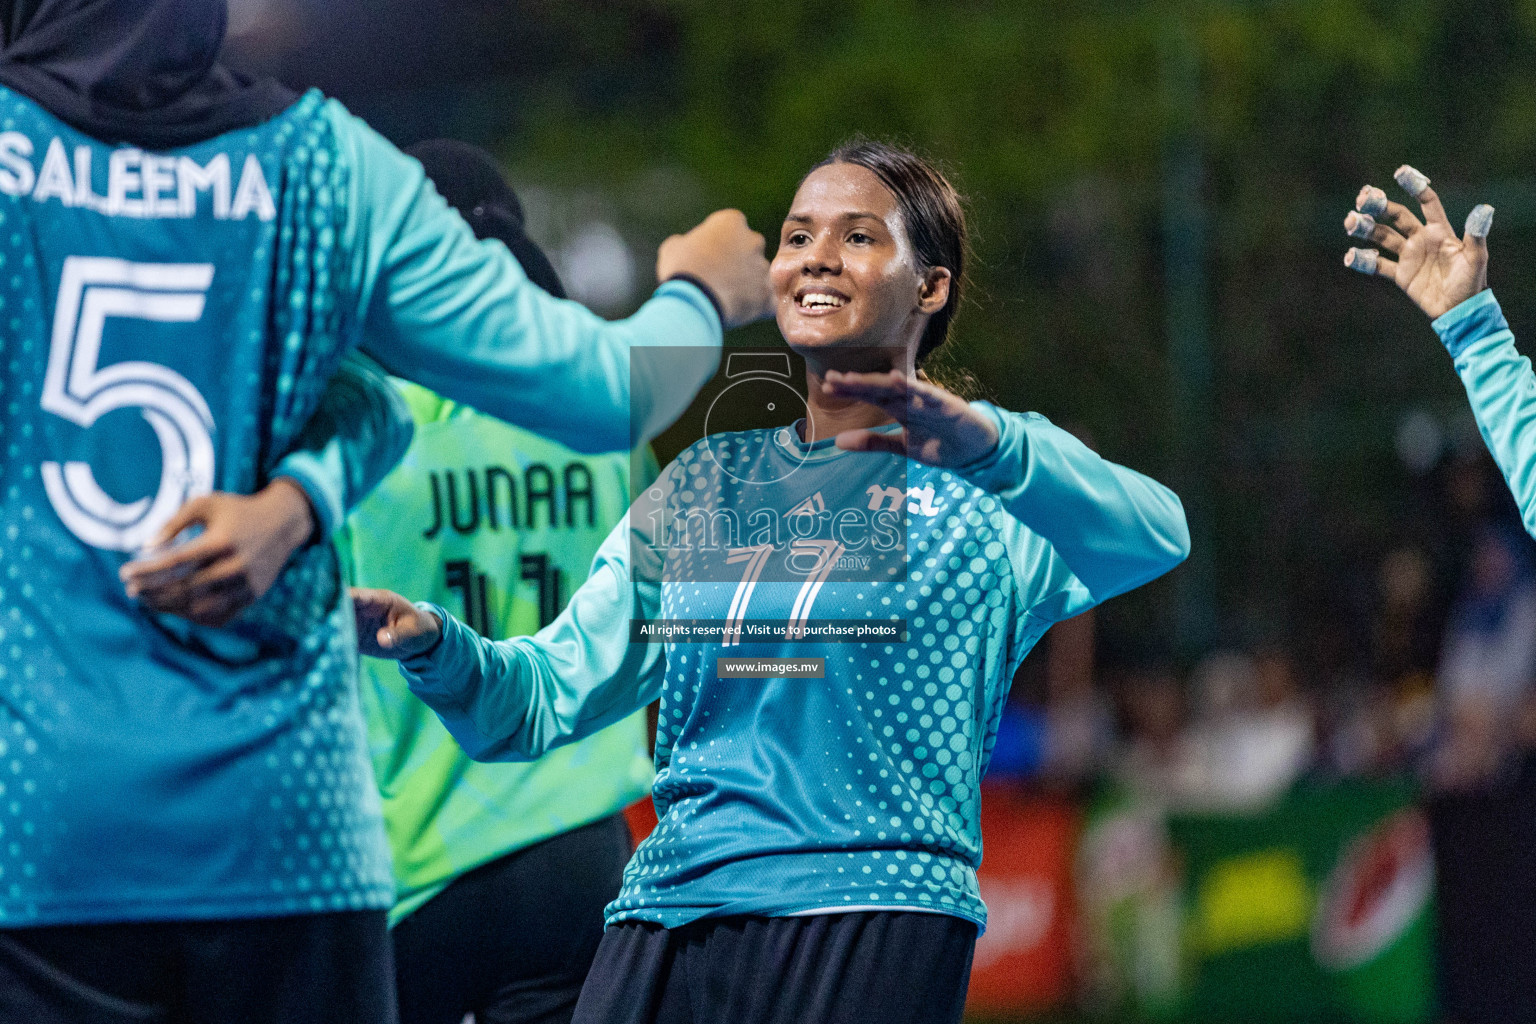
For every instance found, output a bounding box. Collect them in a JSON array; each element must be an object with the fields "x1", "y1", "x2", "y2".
[
  {"x1": 1343, "y1": 166, "x2": 1493, "y2": 320},
  {"x1": 656, "y1": 209, "x2": 773, "y2": 328},
  {"x1": 352, "y1": 587, "x2": 442, "y2": 659},
  {"x1": 121, "y1": 479, "x2": 317, "y2": 628}
]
